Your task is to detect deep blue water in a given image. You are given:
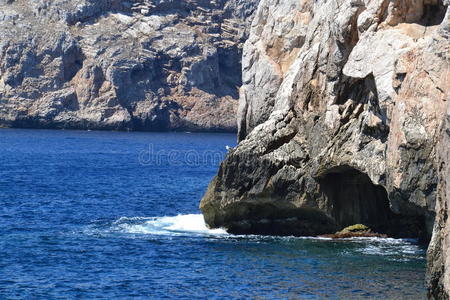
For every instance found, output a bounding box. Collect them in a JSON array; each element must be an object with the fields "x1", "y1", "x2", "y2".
[{"x1": 0, "y1": 129, "x2": 427, "y2": 299}]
